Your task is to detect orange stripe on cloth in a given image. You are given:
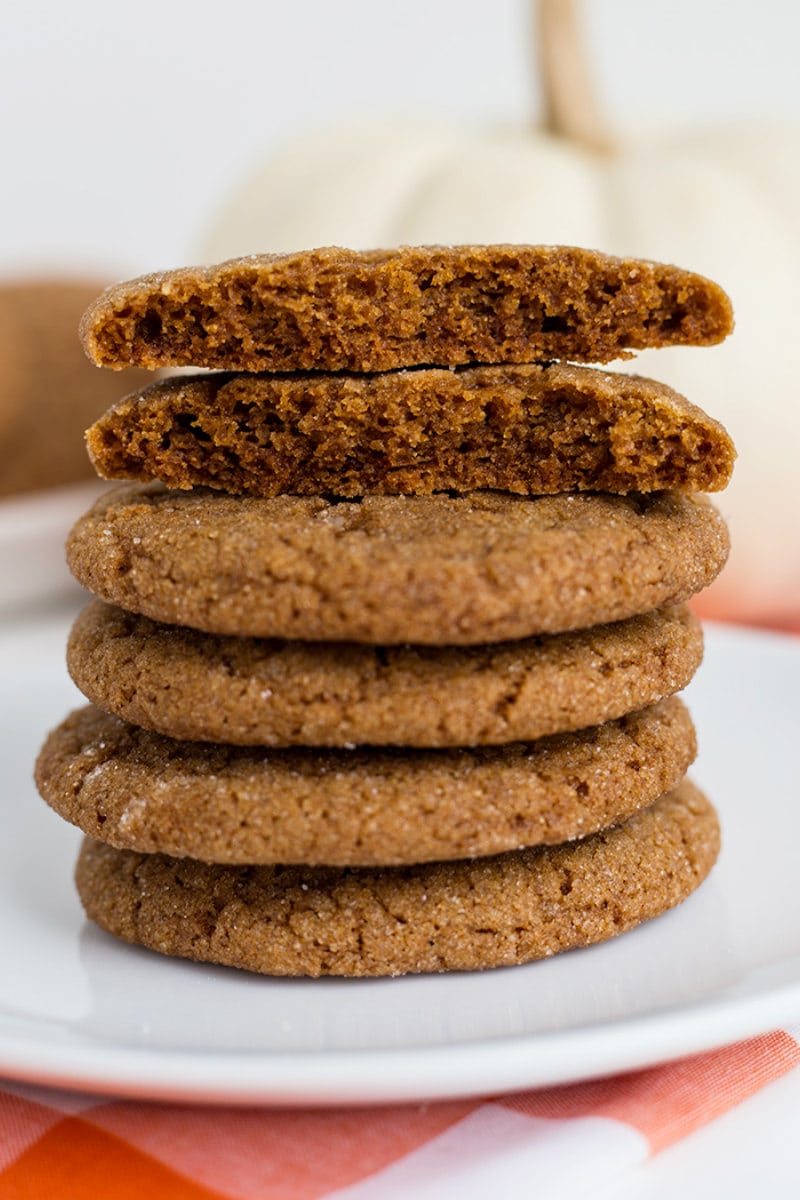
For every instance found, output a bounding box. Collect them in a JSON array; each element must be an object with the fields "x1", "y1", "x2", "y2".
[
  {"x1": 500, "y1": 1030, "x2": 800, "y2": 1153},
  {"x1": 83, "y1": 1099, "x2": 480, "y2": 1200},
  {"x1": 0, "y1": 1116, "x2": 227, "y2": 1200}
]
